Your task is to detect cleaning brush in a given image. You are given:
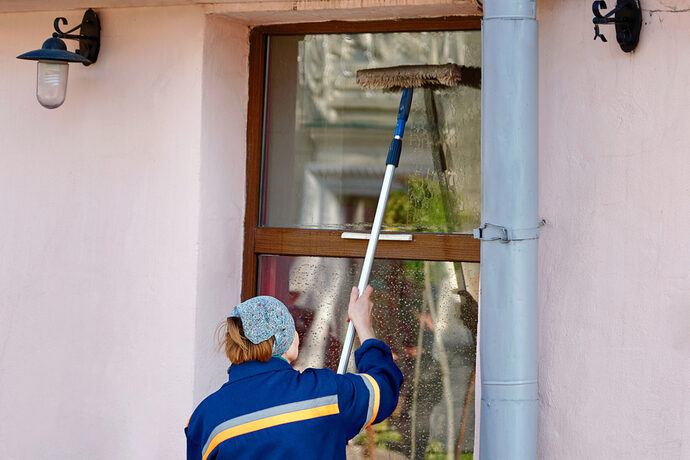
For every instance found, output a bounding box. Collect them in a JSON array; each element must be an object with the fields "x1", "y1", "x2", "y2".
[
  {"x1": 336, "y1": 62, "x2": 480, "y2": 375},
  {"x1": 356, "y1": 63, "x2": 481, "y2": 91}
]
